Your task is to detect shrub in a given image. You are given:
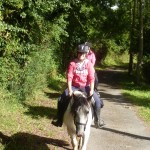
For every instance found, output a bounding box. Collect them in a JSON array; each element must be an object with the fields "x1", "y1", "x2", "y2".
[{"x1": 22, "y1": 46, "x2": 58, "y2": 100}]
